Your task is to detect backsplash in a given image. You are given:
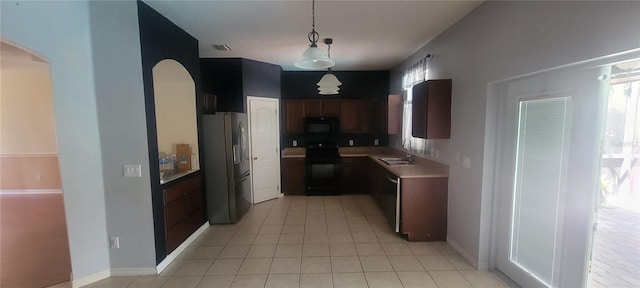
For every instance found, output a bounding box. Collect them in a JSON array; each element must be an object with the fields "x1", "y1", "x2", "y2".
[{"x1": 281, "y1": 133, "x2": 389, "y2": 148}]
